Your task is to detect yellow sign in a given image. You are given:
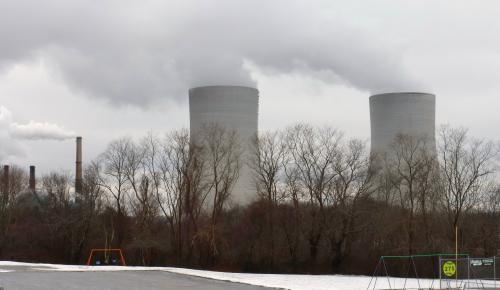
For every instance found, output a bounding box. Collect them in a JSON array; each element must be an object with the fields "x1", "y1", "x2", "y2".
[{"x1": 443, "y1": 261, "x2": 457, "y2": 277}]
